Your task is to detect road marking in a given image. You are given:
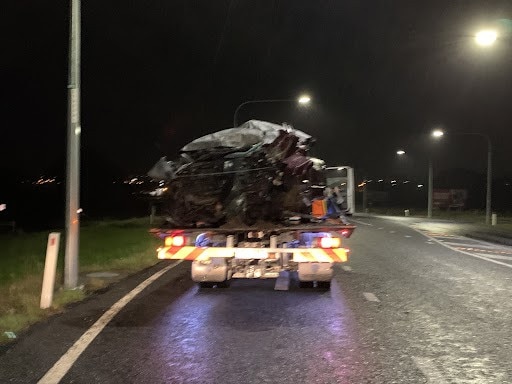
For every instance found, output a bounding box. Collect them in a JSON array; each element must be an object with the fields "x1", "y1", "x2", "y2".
[
  {"x1": 38, "y1": 261, "x2": 182, "y2": 384},
  {"x1": 341, "y1": 265, "x2": 352, "y2": 272},
  {"x1": 404, "y1": 235, "x2": 412, "y2": 238},
  {"x1": 363, "y1": 292, "x2": 380, "y2": 302},
  {"x1": 389, "y1": 230, "x2": 396, "y2": 233},
  {"x1": 410, "y1": 227, "x2": 512, "y2": 270},
  {"x1": 377, "y1": 227, "x2": 384, "y2": 230},
  {"x1": 350, "y1": 219, "x2": 373, "y2": 226},
  {"x1": 475, "y1": 254, "x2": 512, "y2": 261},
  {"x1": 412, "y1": 357, "x2": 447, "y2": 383}
]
